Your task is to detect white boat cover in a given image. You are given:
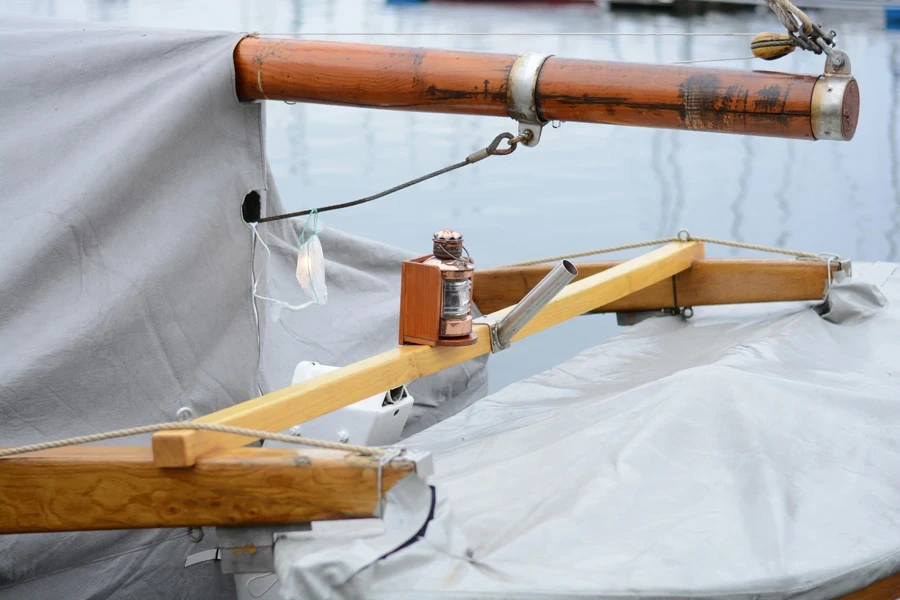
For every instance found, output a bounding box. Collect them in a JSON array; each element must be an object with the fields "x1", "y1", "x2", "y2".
[
  {"x1": 275, "y1": 264, "x2": 900, "y2": 600},
  {"x1": 0, "y1": 17, "x2": 486, "y2": 600}
]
